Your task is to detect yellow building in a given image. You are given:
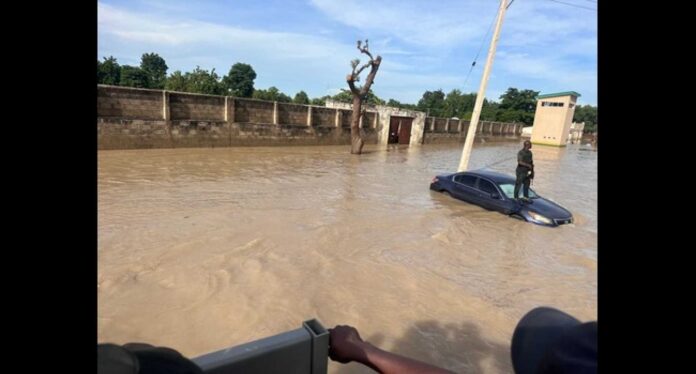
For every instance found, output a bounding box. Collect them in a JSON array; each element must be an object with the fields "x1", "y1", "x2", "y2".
[{"x1": 530, "y1": 91, "x2": 581, "y2": 146}]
